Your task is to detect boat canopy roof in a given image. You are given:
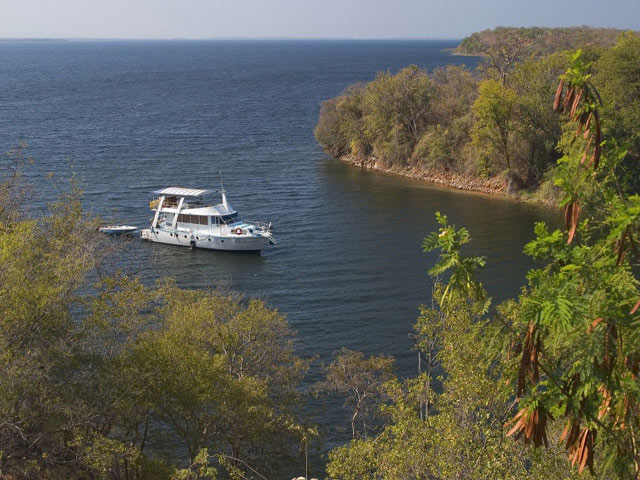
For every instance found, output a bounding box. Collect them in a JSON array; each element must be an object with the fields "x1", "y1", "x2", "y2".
[
  {"x1": 153, "y1": 187, "x2": 212, "y2": 197},
  {"x1": 184, "y1": 205, "x2": 237, "y2": 216}
]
